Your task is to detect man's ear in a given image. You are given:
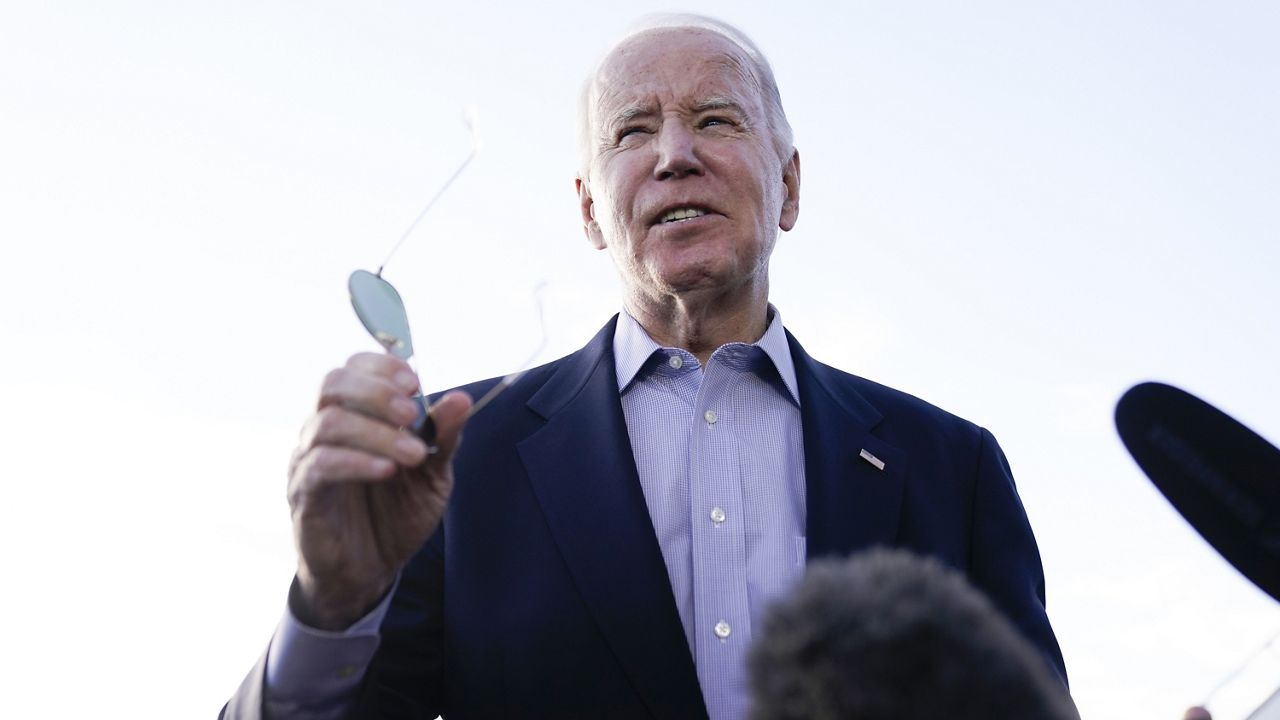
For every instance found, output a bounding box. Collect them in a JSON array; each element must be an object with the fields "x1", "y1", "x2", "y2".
[
  {"x1": 779, "y1": 149, "x2": 801, "y2": 232},
  {"x1": 576, "y1": 176, "x2": 606, "y2": 250}
]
